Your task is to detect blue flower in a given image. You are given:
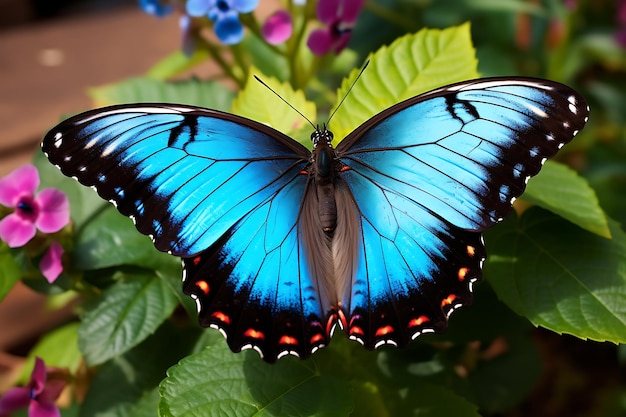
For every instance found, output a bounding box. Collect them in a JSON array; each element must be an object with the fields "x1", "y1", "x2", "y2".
[
  {"x1": 186, "y1": 0, "x2": 259, "y2": 45},
  {"x1": 139, "y1": 0, "x2": 173, "y2": 17}
]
